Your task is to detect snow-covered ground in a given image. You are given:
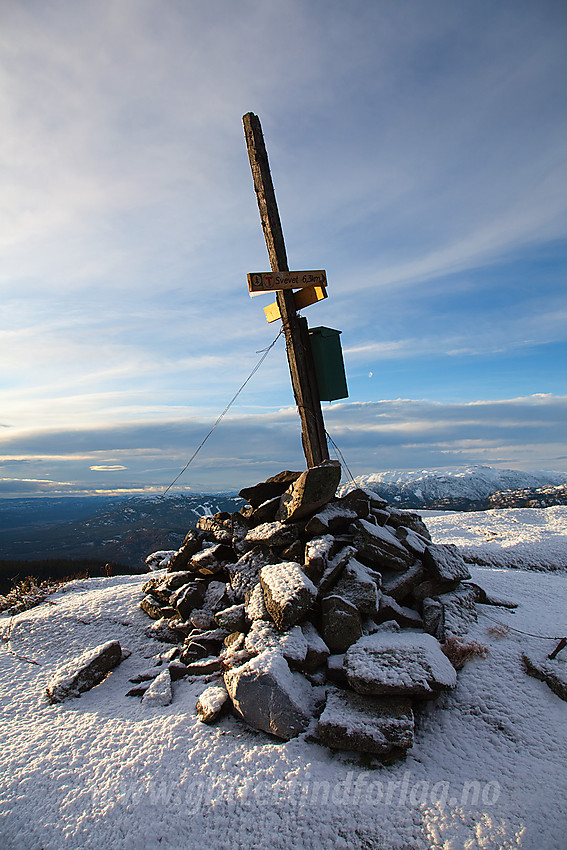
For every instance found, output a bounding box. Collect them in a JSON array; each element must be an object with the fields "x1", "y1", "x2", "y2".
[
  {"x1": 1, "y1": 508, "x2": 566, "y2": 850},
  {"x1": 425, "y1": 505, "x2": 567, "y2": 571}
]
